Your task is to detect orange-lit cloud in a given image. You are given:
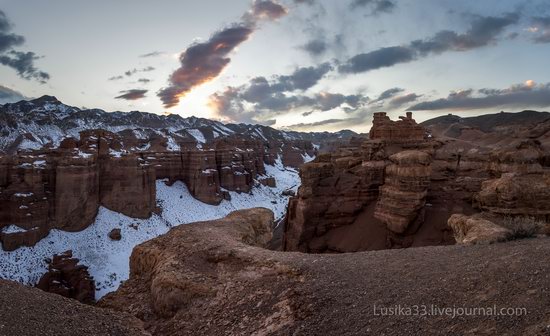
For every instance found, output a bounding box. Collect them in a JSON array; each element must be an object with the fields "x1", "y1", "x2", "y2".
[{"x1": 158, "y1": 0, "x2": 288, "y2": 109}]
